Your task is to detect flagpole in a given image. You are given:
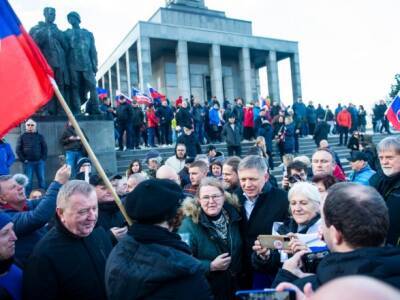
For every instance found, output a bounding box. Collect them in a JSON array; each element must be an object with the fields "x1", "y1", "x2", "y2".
[{"x1": 50, "y1": 77, "x2": 133, "y2": 226}]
